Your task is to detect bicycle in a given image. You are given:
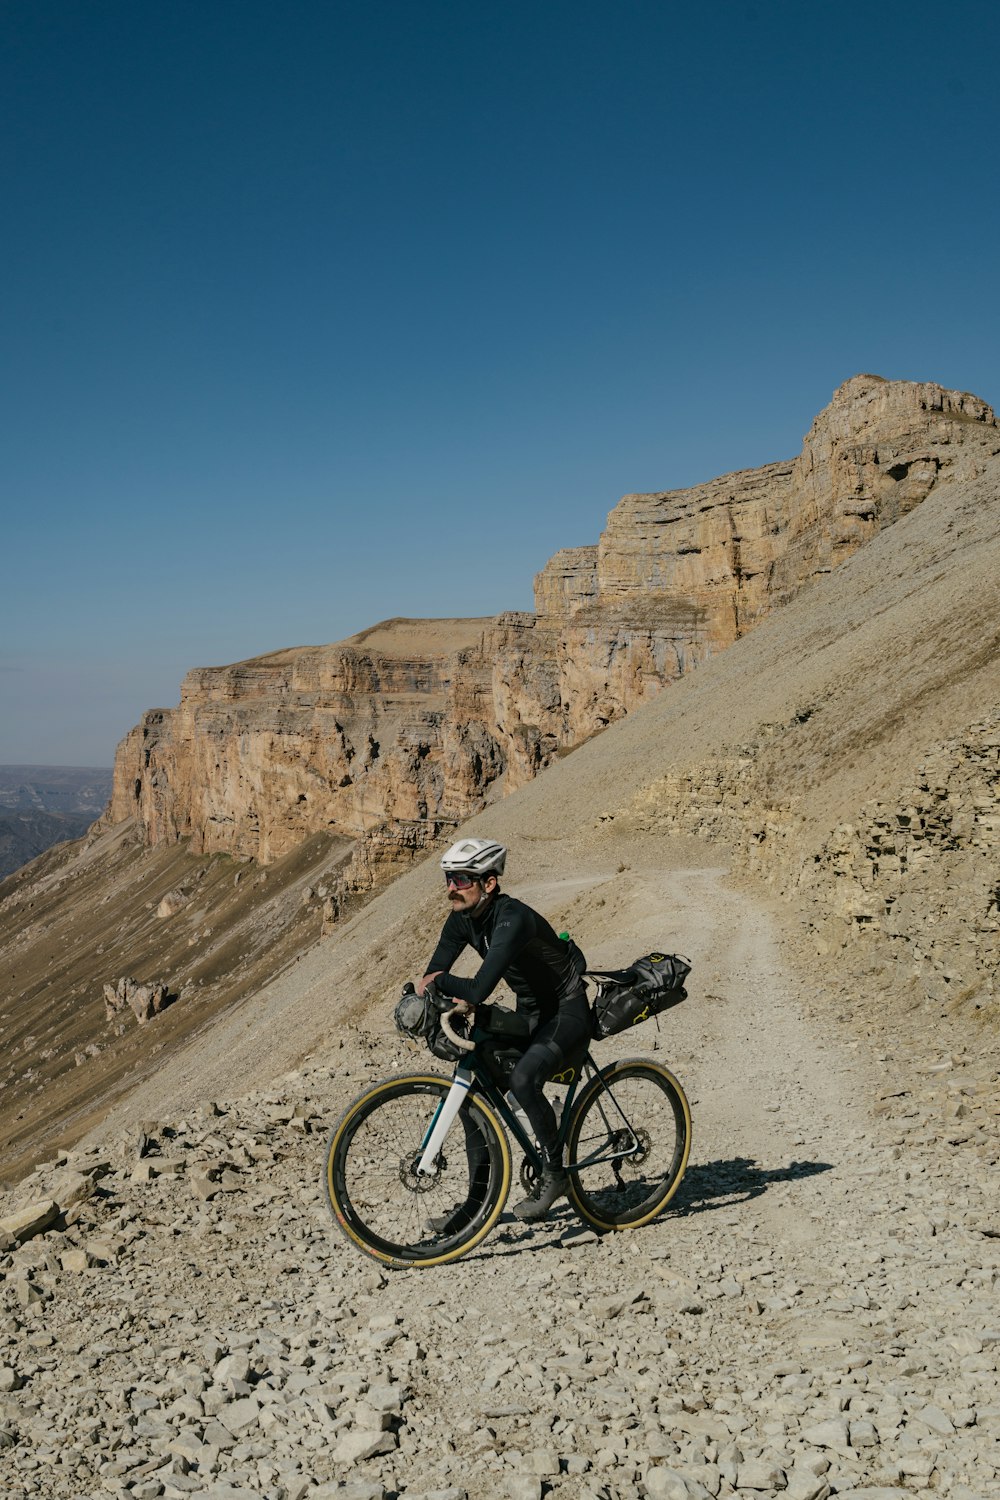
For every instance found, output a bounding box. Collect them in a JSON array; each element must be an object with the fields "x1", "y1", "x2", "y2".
[{"x1": 324, "y1": 984, "x2": 692, "y2": 1268}]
